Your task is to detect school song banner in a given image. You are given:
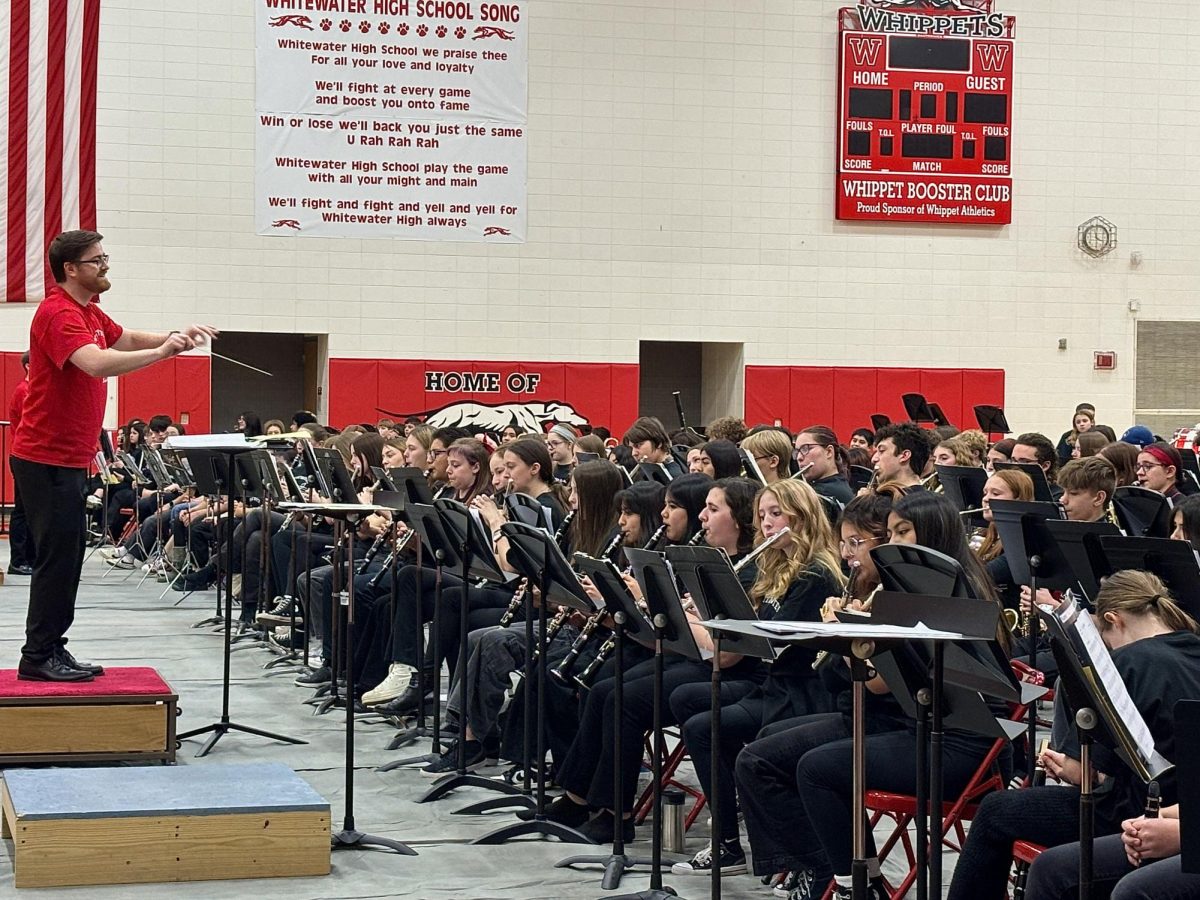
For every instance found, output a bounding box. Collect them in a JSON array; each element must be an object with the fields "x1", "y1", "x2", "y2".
[{"x1": 255, "y1": 0, "x2": 527, "y2": 242}]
